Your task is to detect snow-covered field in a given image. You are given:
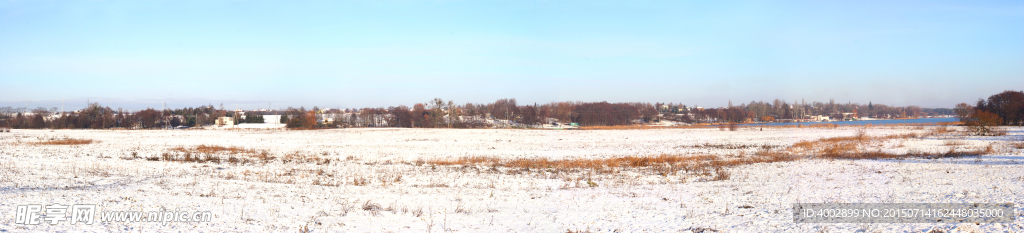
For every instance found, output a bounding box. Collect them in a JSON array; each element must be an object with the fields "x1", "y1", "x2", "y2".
[{"x1": 1, "y1": 126, "x2": 1022, "y2": 232}]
